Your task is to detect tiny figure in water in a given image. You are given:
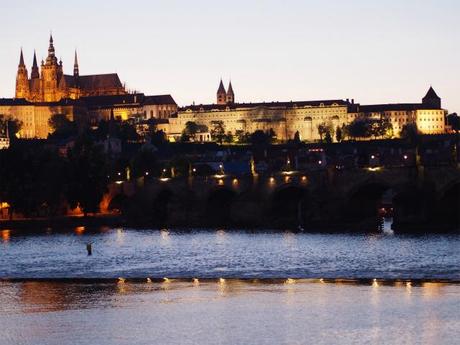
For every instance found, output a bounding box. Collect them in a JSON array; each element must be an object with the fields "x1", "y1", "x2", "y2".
[{"x1": 86, "y1": 243, "x2": 92, "y2": 256}]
